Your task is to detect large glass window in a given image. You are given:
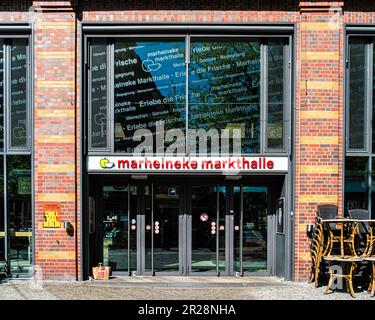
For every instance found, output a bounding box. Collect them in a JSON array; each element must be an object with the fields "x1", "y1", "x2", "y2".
[
  {"x1": 113, "y1": 39, "x2": 186, "y2": 154},
  {"x1": 9, "y1": 39, "x2": 28, "y2": 150},
  {"x1": 267, "y1": 40, "x2": 285, "y2": 151},
  {"x1": 345, "y1": 36, "x2": 375, "y2": 218},
  {"x1": 0, "y1": 38, "x2": 32, "y2": 277},
  {"x1": 189, "y1": 38, "x2": 260, "y2": 154},
  {"x1": 87, "y1": 36, "x2": 290, "y2": 155},
  {"x1": 89, "y1": 40, "x2": 109, "y2": 150},
  {"x1": 348, "y1": 38, "x2": 367, "y2": 151}
]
